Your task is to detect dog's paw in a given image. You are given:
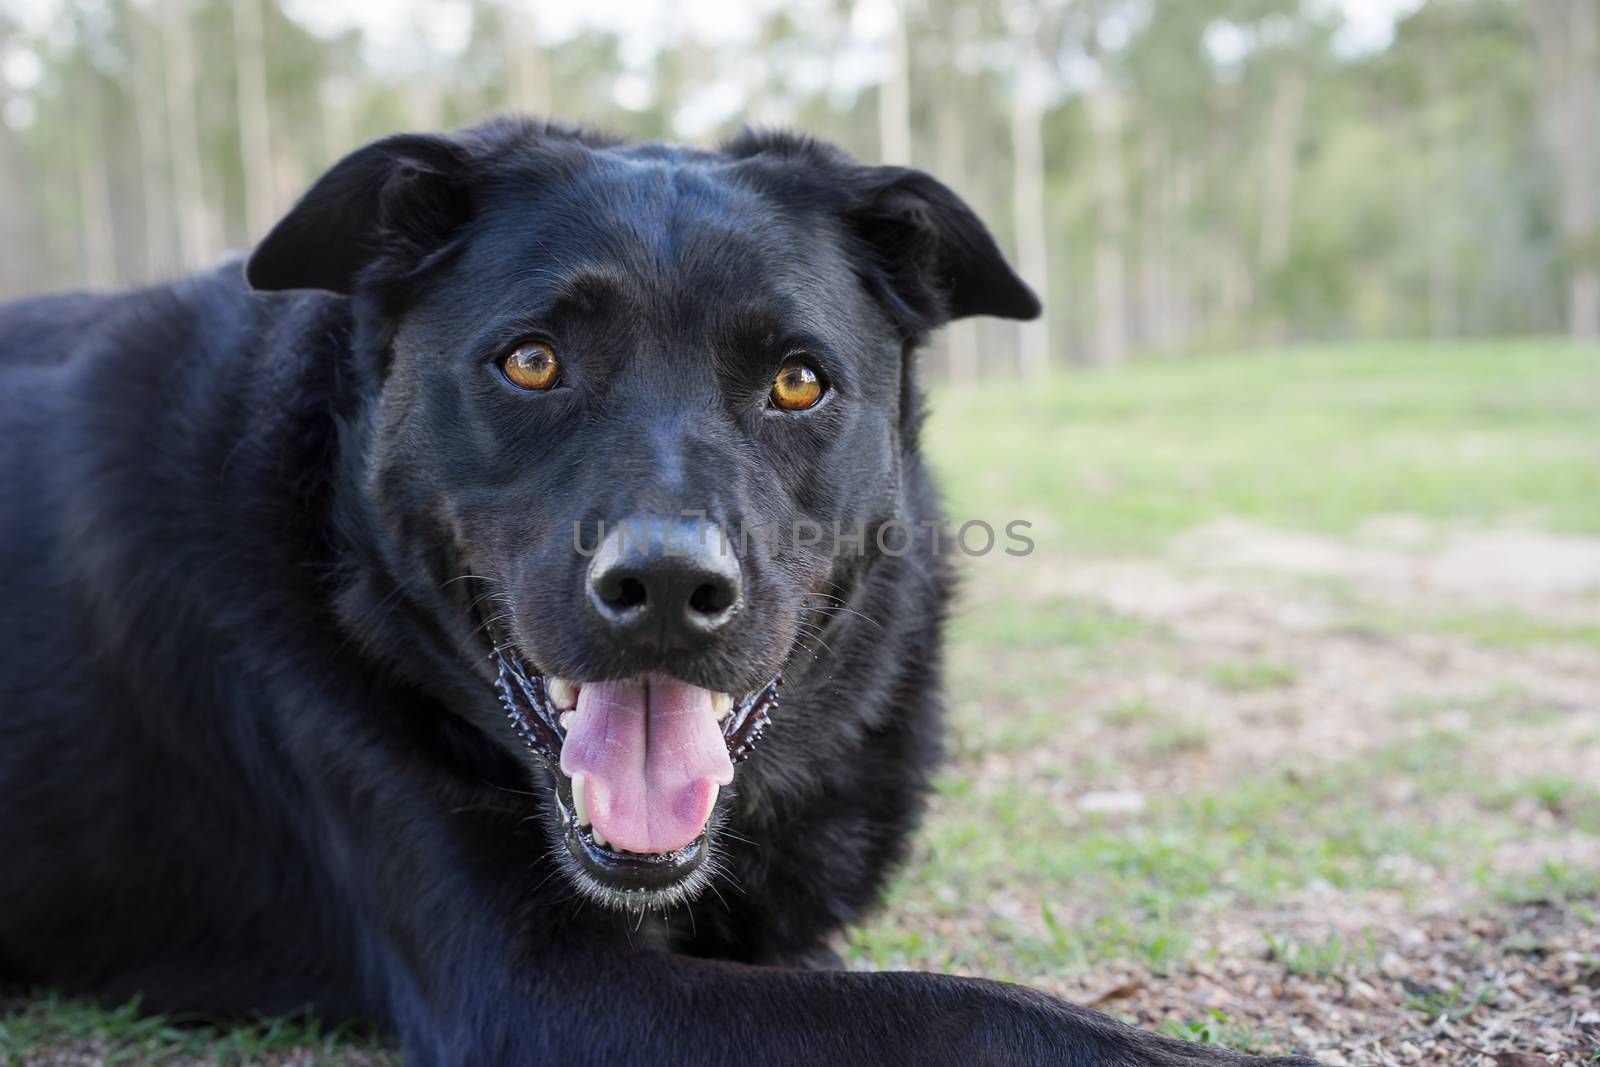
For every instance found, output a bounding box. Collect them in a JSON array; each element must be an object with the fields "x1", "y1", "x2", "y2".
[
  {"x1": 1118, "y1": 1031, "x2": 1323, "y2": 1067},
  {"x1": 1136, "y1": 1049, "x2": 1323, "y2": 1067}
]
